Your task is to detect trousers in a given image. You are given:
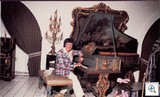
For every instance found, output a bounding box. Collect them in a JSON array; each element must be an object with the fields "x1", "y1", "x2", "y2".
[{"x1": 60, "y1": 71, "x2": 84, "y2": 97}]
